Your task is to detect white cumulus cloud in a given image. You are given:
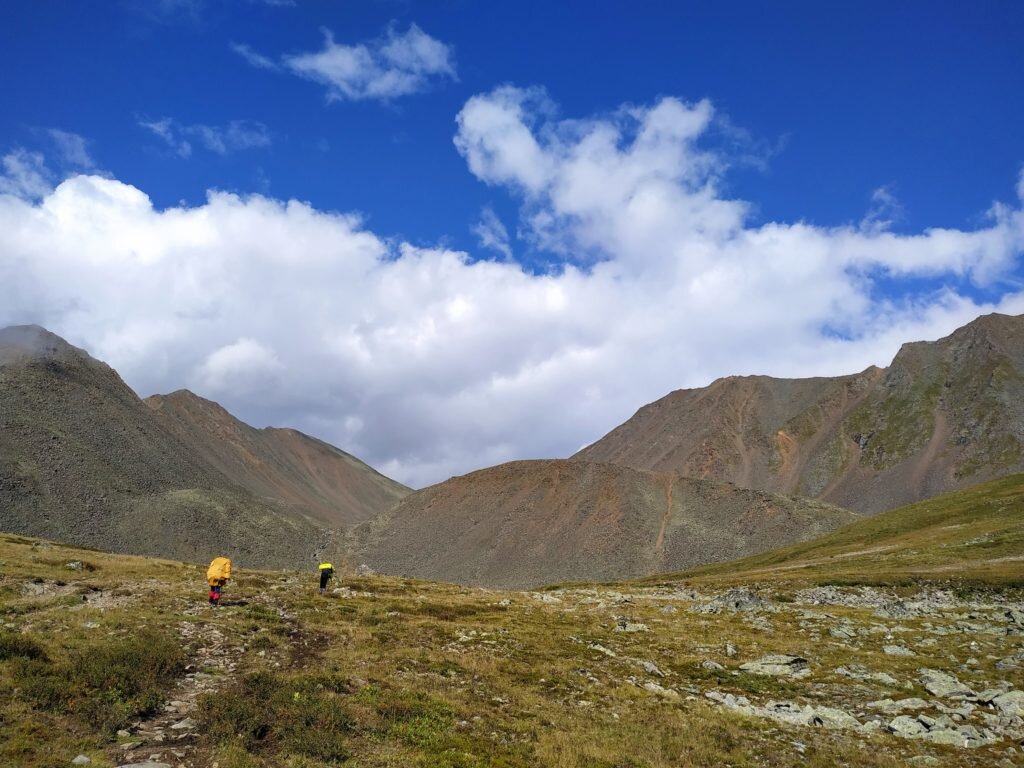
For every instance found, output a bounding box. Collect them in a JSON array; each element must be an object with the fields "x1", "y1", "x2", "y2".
[
  {"x1": 198, "y1": 338, "x2": 286, "y2": 395},
  {"x1": 1, "y1": 88, "x2": 1023, "y2": 488}
]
